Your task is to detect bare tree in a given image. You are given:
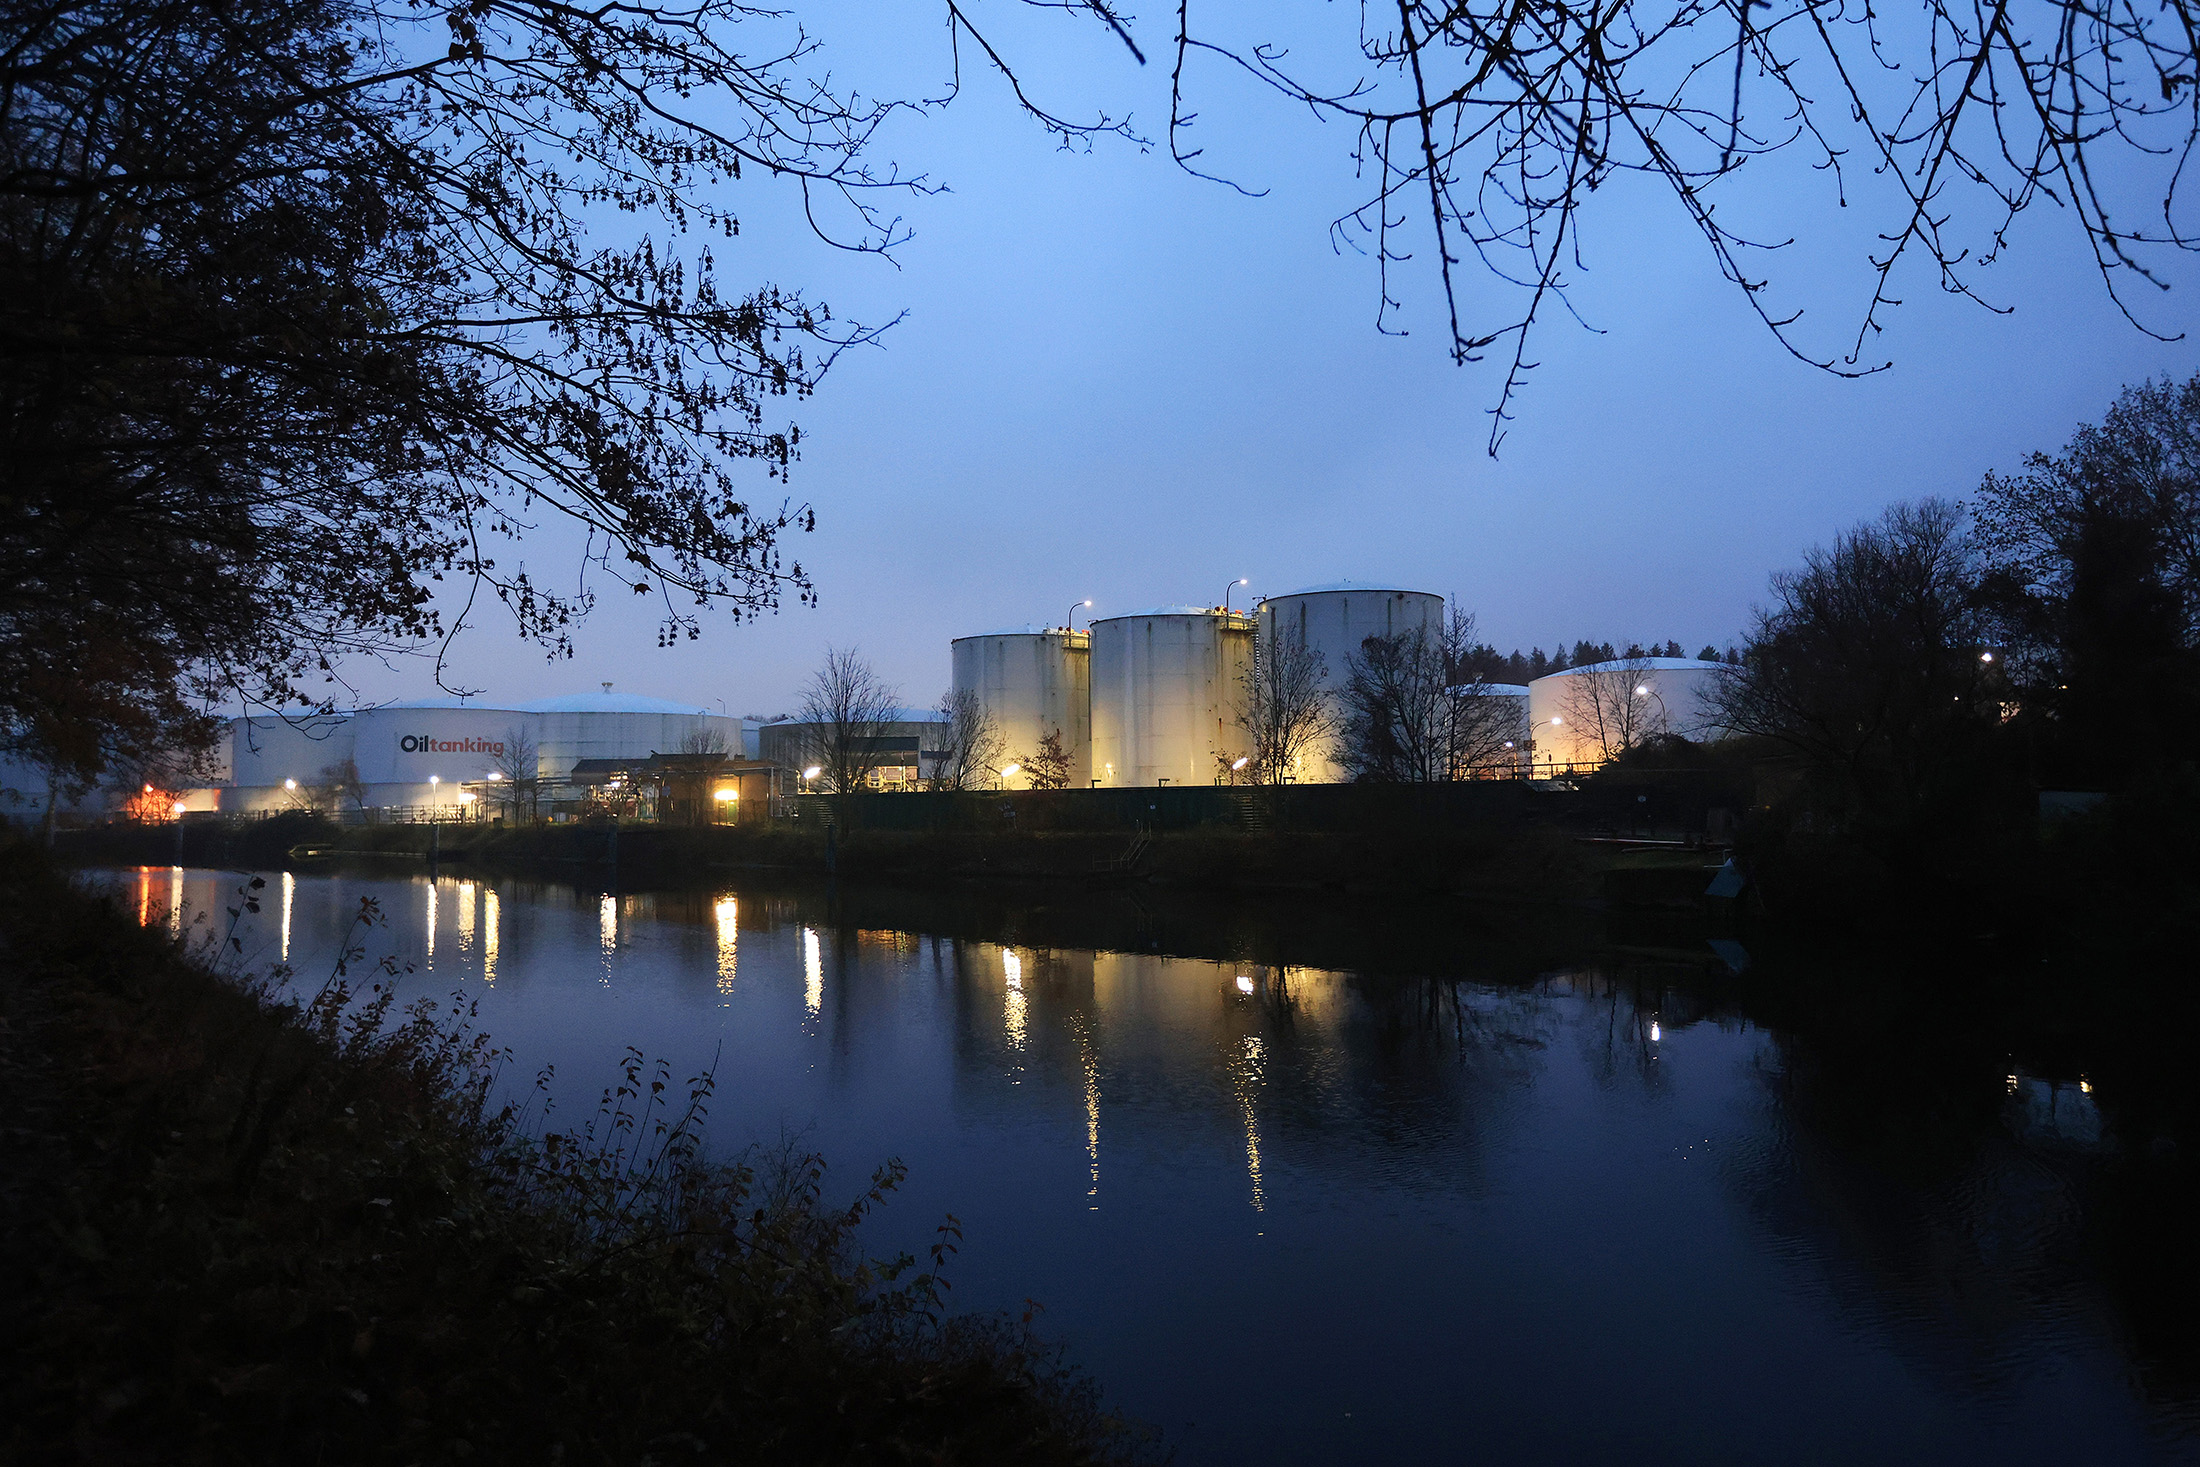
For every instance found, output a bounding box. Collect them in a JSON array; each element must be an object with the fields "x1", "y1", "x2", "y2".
[
  {"x1": 801, "y1": 647, "x2": 900, "y2": 795},
  {"x1": 1341, "y1": 606, "x2": 1521, "y2": 780},
  {"x1": 1144, "y1": 3, "x2": 2200, "y2": 450},
  {"x1": 930, "y1": 688, "x2": 1004, "y2": 792},
  {"x1": 301, "y1": 755, "x2": 366, "y2": 816},
  {"x1": 1340, "y1": 629, "x2": 1454, "y2": 781},
  {"x1": 490, "y1": 727, "x2": 542, "y2": 824},
  {"x1": 679, "y1": 727, "x2": 732, "y2": 757},
  {"x1": 1020, "y1": 728, "x2": 1074, "y2": 790},
  {"x1": 1238, "y1": 623, "x2": 1332, "y2": 785},
  {"x1": 1559, "y1": 658, "x2": 1674, "y2": 765}
]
